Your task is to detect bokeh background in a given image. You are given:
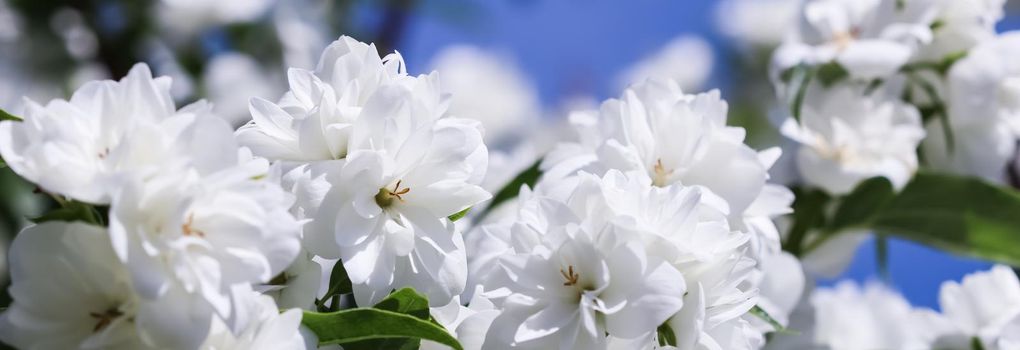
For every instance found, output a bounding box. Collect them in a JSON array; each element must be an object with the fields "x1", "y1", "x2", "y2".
[{"x1": 2, "y1": 0, "x2": 1020, "y2": 310}]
